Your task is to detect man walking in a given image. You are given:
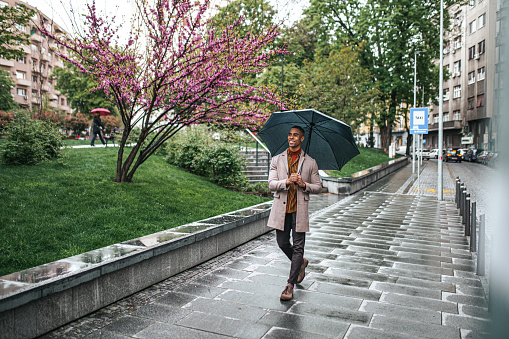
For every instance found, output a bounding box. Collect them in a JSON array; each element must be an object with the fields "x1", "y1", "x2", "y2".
[{"x1": 267, "y1": 126, "x2": 322, "y2": 301}]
